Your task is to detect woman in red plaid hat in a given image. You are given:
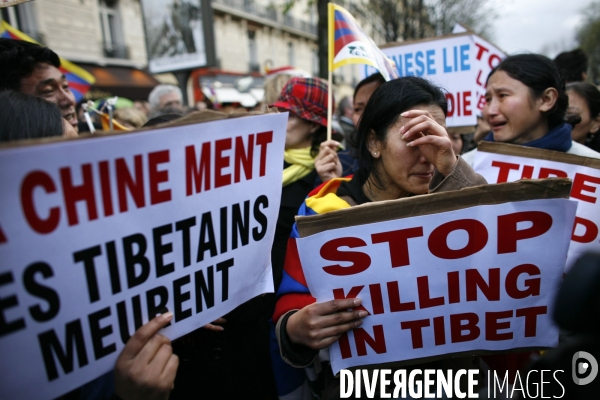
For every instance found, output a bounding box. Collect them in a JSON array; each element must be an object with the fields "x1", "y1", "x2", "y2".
[{"x1": 270, "y1": 77, "x2": 343, "y2": 291}]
